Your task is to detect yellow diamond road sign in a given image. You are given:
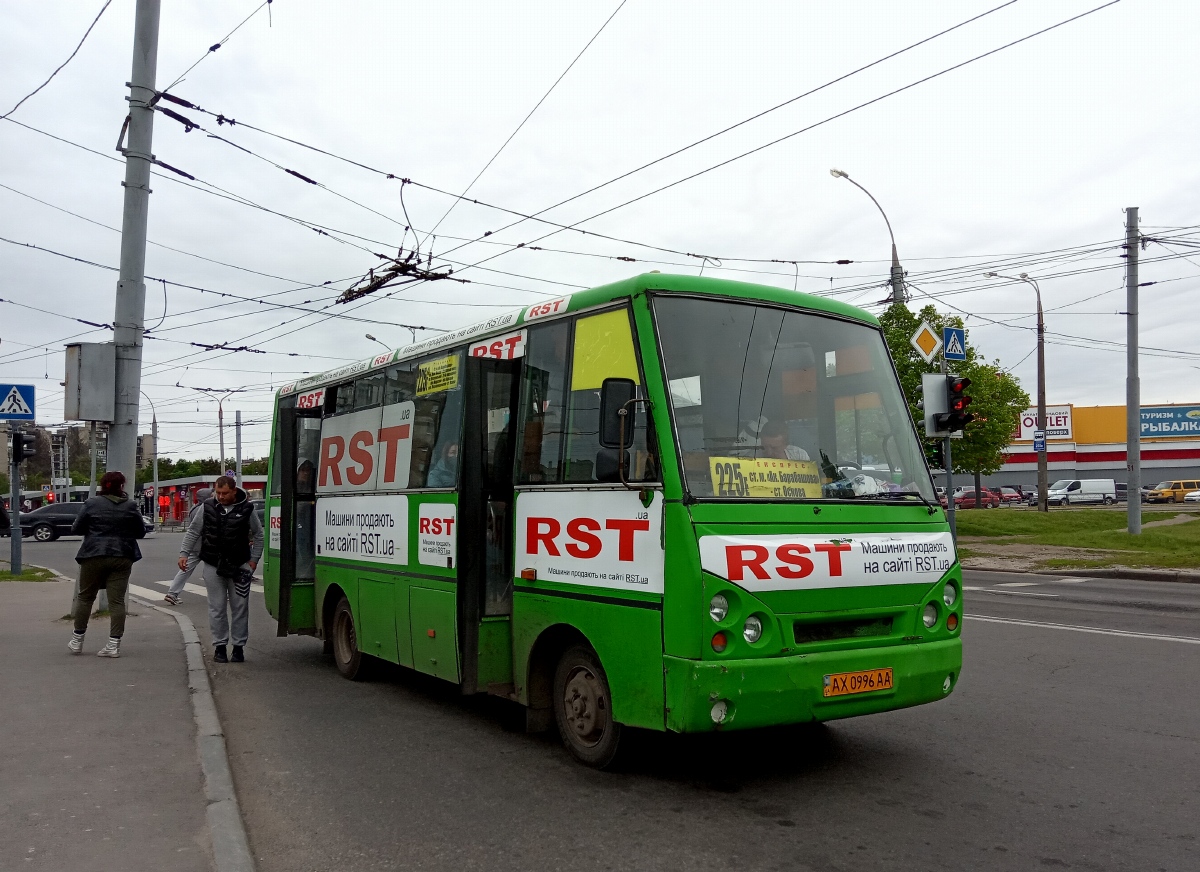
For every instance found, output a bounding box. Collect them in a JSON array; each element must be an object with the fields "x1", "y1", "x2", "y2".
[{"x1": 910, "y1": 322, "x2": 942, "y2": 364}]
